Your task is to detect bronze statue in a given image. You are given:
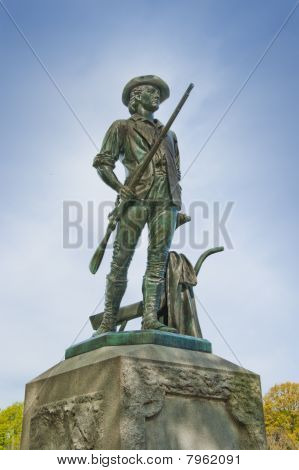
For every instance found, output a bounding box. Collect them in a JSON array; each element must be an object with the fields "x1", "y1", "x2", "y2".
[{"x1": 91, "y1": 75, "x2": 193, "y2": 335}]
